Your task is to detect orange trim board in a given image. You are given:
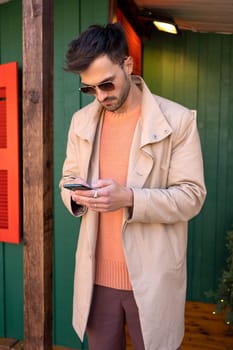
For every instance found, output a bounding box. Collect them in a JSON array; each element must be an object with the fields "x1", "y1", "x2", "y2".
[{"x1": 0, "y1": 62, "x2": 20, "y2": 243}]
